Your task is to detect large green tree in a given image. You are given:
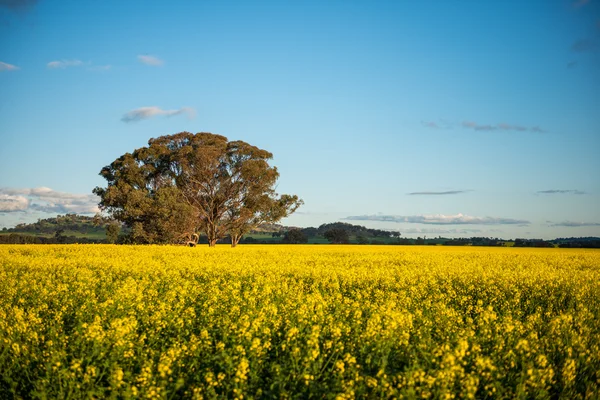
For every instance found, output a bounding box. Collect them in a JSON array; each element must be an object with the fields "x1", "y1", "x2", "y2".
[{"x1": 93, "y1": 132, "x2": 302, "y2": 246}]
